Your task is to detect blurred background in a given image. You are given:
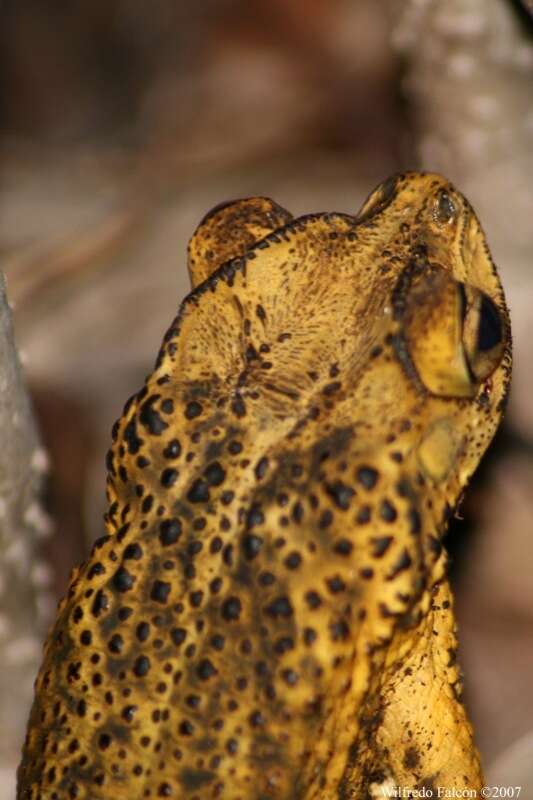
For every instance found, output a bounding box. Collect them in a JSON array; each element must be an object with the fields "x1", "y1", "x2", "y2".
[{"x1": 1, "y1": 0, "x2": 532, "y2": 796}]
